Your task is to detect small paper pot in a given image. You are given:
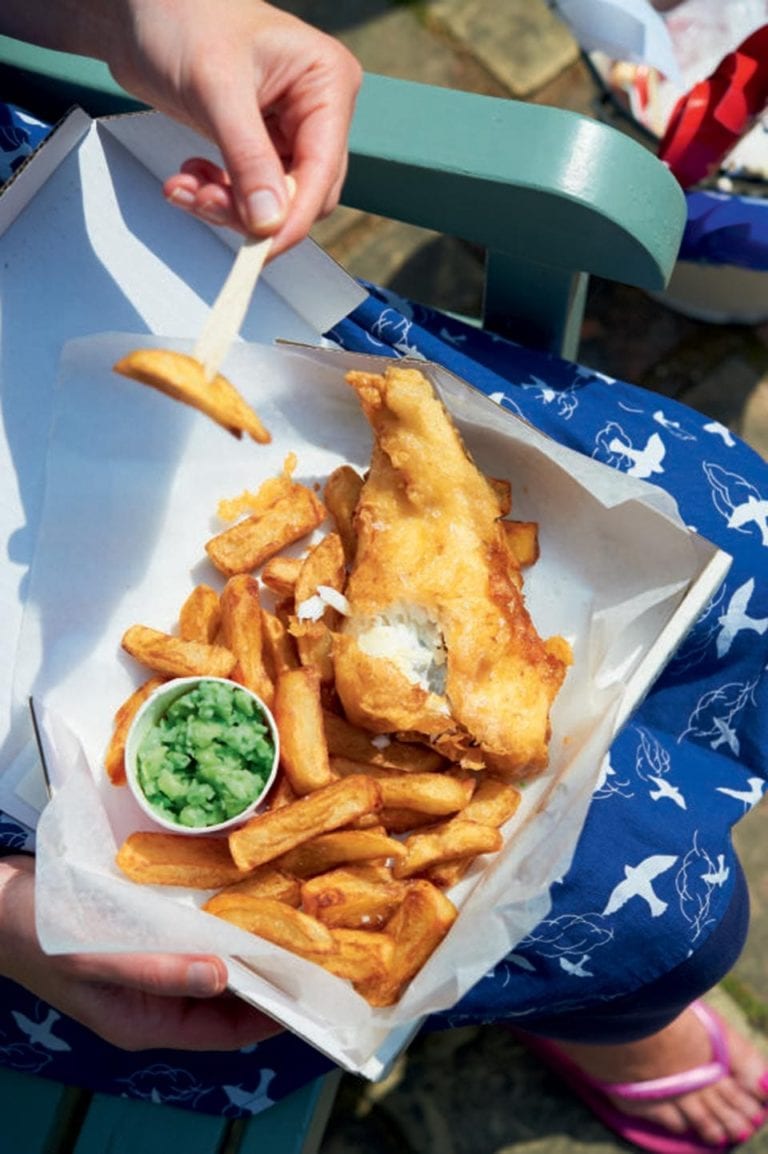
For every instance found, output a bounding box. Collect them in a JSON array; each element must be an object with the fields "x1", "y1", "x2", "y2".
[{"x1": 124, "y1": 676, "x2": 279, "y2": 835}]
